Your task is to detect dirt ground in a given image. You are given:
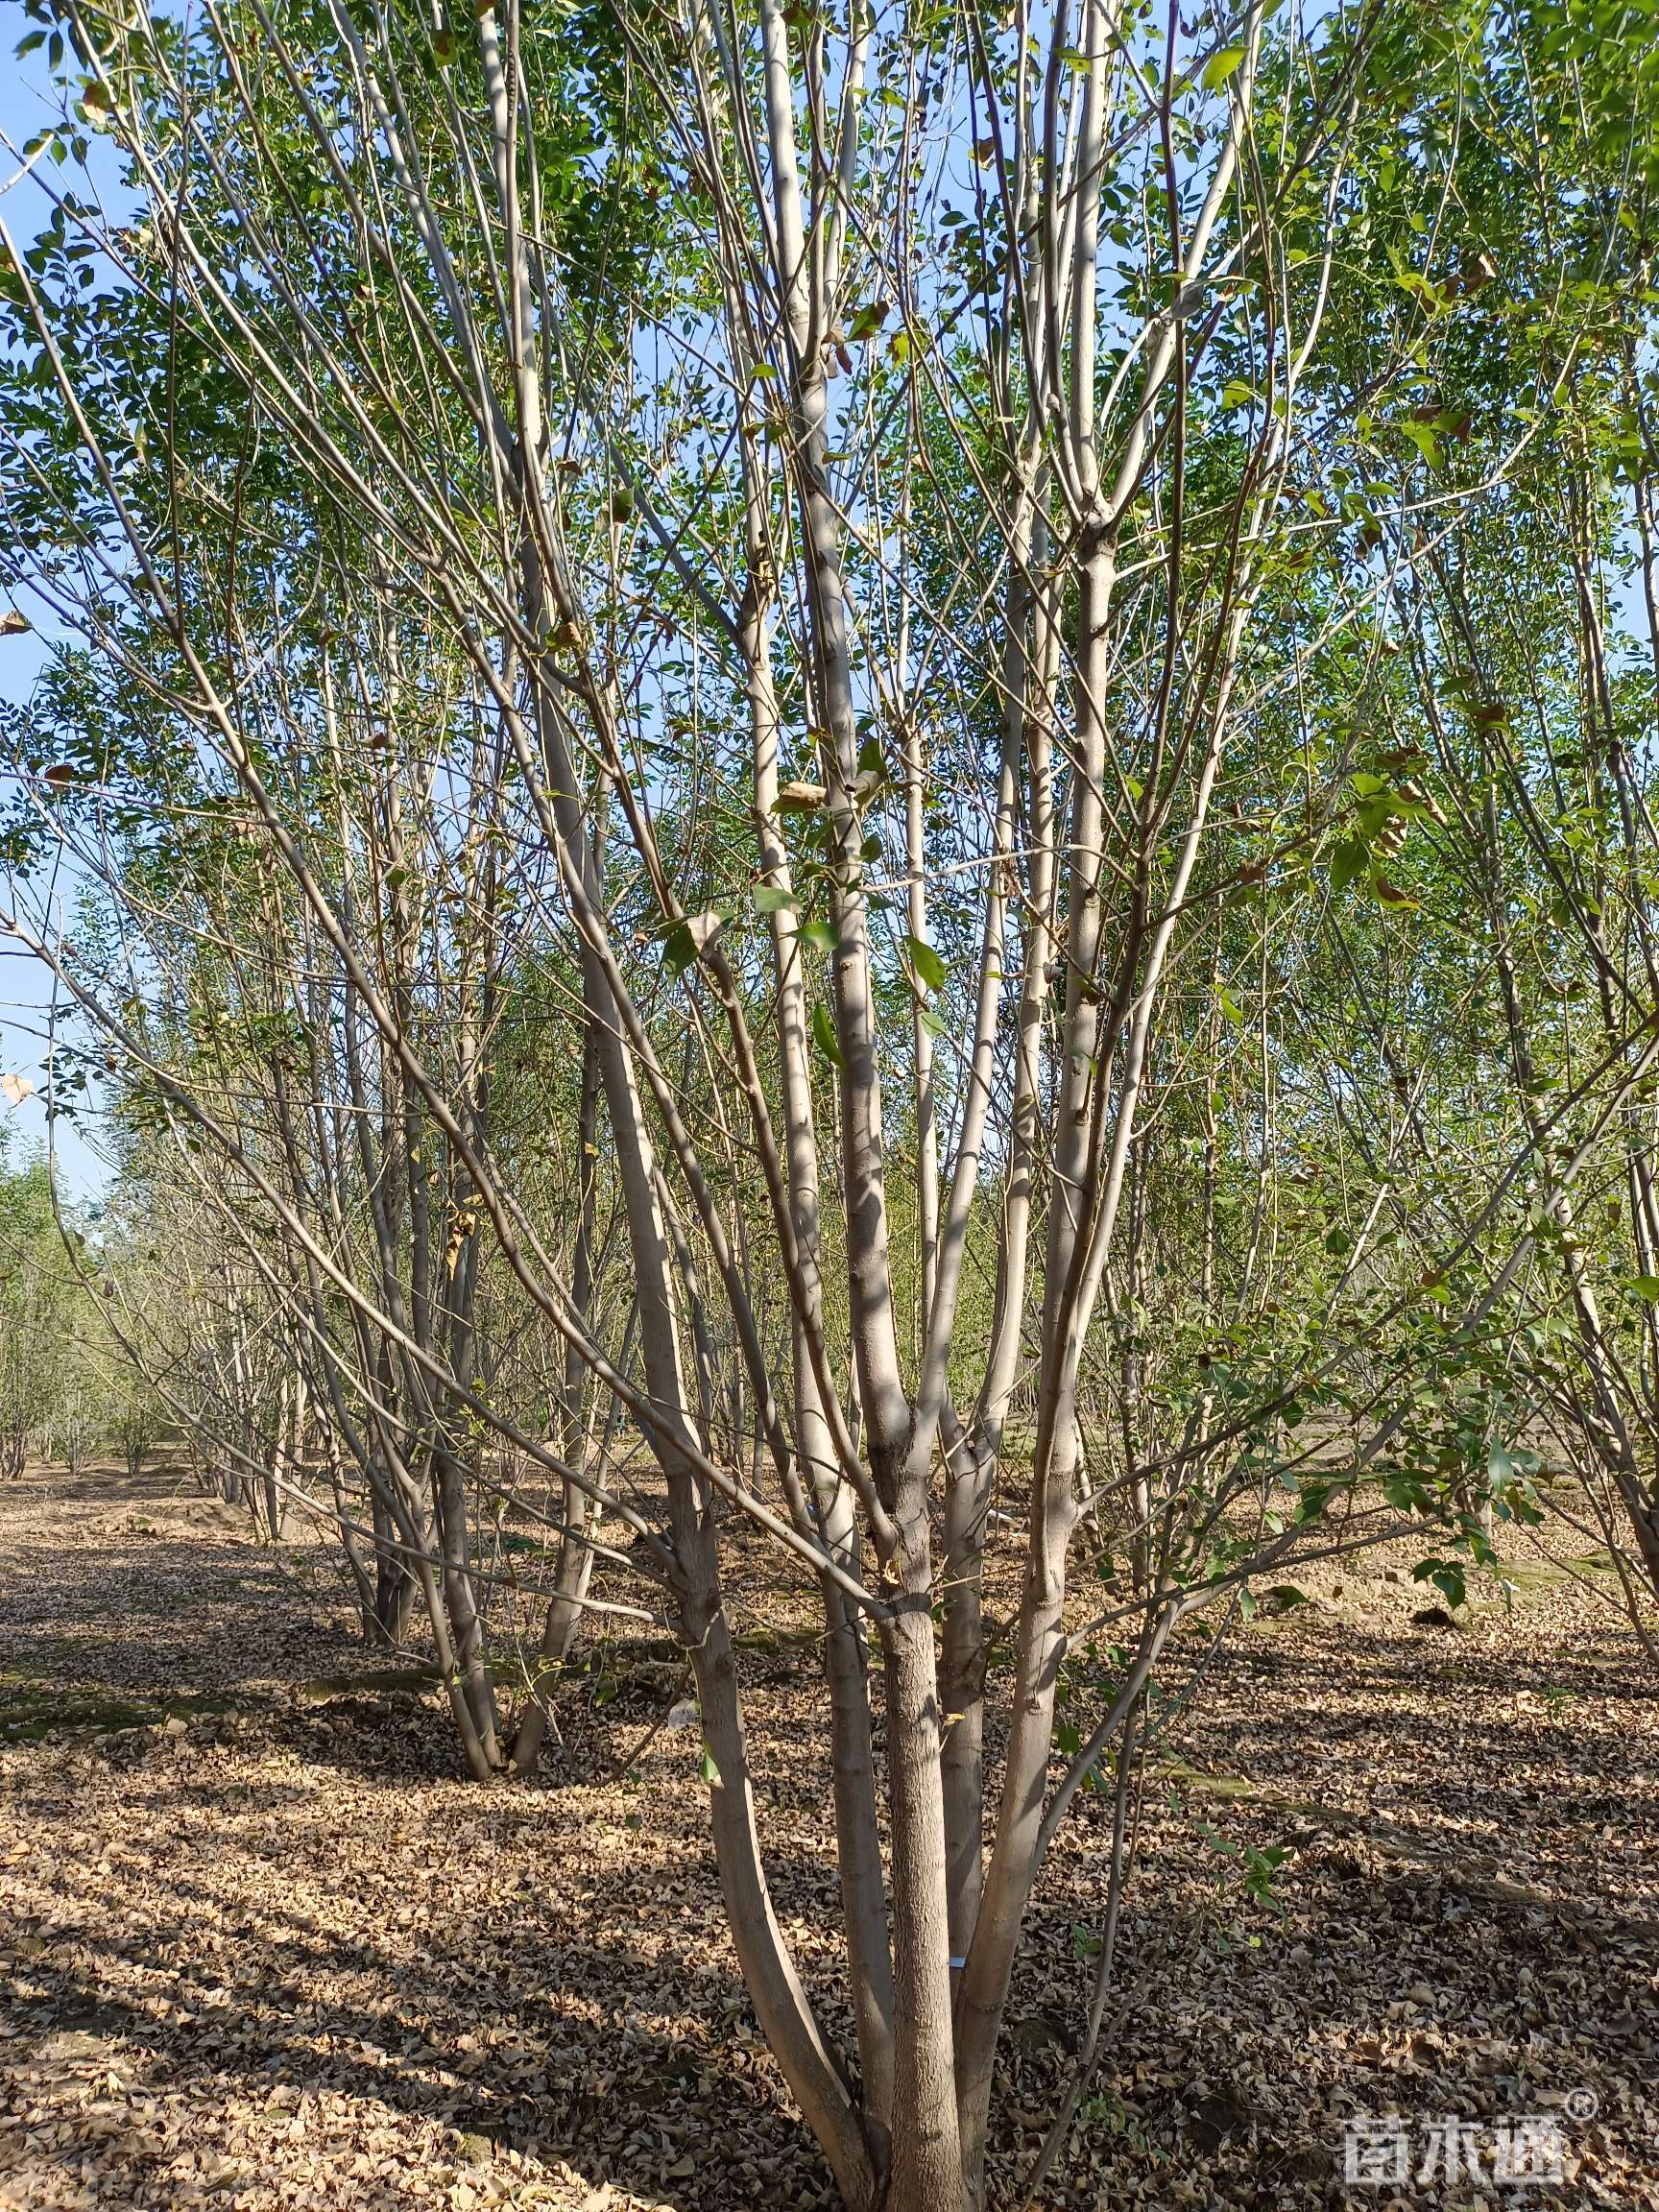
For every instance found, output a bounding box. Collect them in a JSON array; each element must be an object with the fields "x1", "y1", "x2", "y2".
[{"x1": 2, "y1": 1460, "x2": 1656, "y2": 2211}]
